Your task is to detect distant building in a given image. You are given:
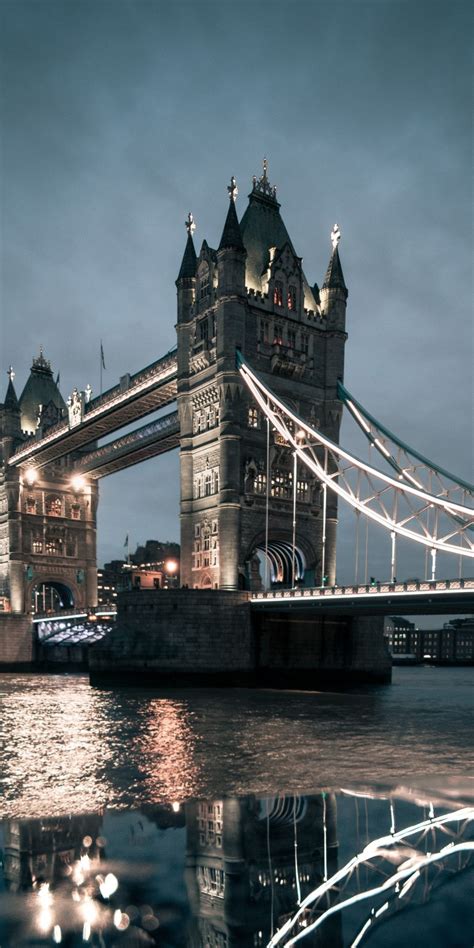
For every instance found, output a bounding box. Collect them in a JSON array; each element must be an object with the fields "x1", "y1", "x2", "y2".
[
  {"x1": 97, "y1": 542, "x2": 180, "y2": 604},
  {"x1": 385, "y1": 615, "x2": 474, "y2": 663}
]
